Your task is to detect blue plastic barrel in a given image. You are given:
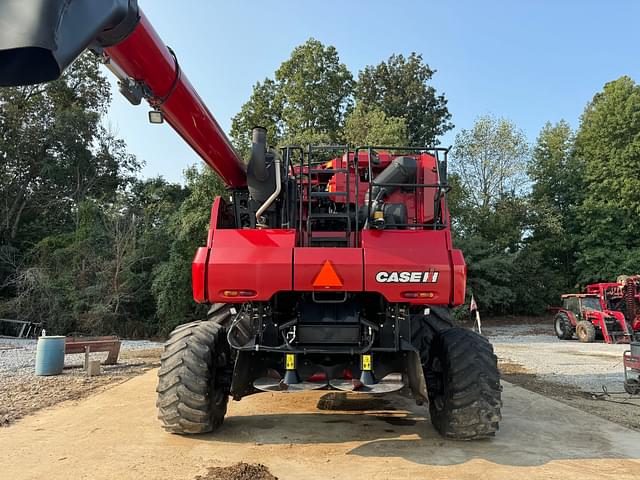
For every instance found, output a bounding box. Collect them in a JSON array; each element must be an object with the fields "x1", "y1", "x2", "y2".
[{"x1": 35, "y1": 336, "x2": 66, "y2": 376}]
